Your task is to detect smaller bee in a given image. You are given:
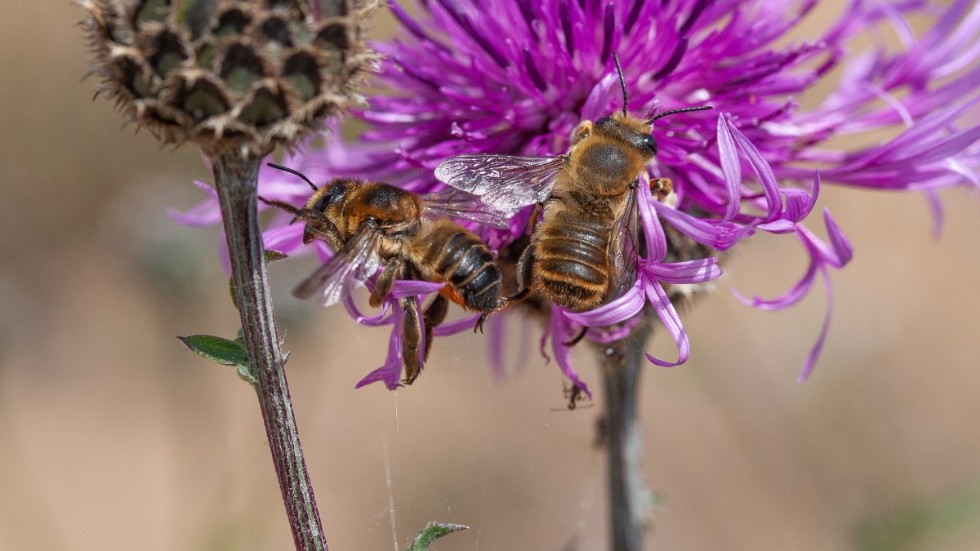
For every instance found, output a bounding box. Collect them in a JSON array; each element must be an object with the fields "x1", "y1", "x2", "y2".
[{"x1": 262, "y1": 164, "x2": 507, "y2": 385}]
